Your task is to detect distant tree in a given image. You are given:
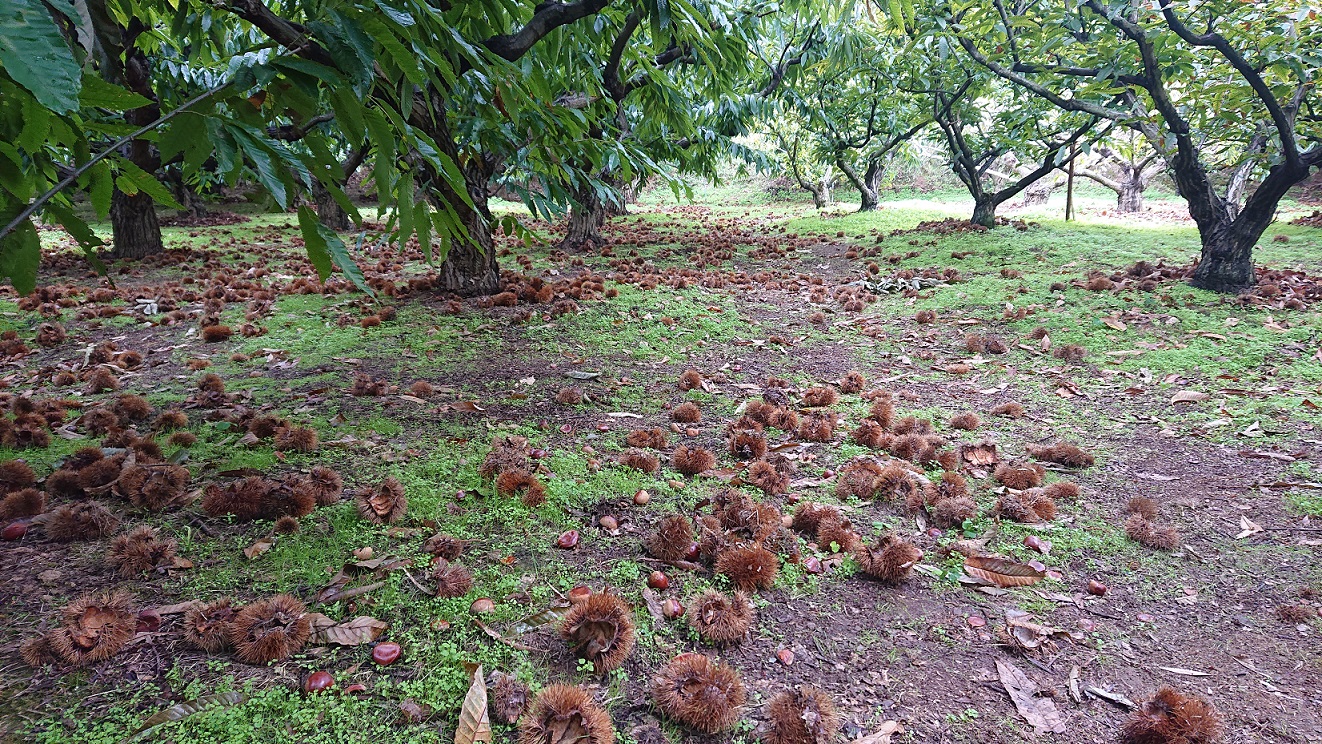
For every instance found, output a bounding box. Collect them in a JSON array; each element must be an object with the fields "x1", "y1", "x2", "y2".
[
  {"x1": 1077, "y1": 132, "x2": 1164, "y2": 214},
  {"x1": 909, "y1": 56, "x2": 1095, "y2": 227},
  {"x1": 955, "y1": 0, "x2": 1322, "y2": 291}
]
